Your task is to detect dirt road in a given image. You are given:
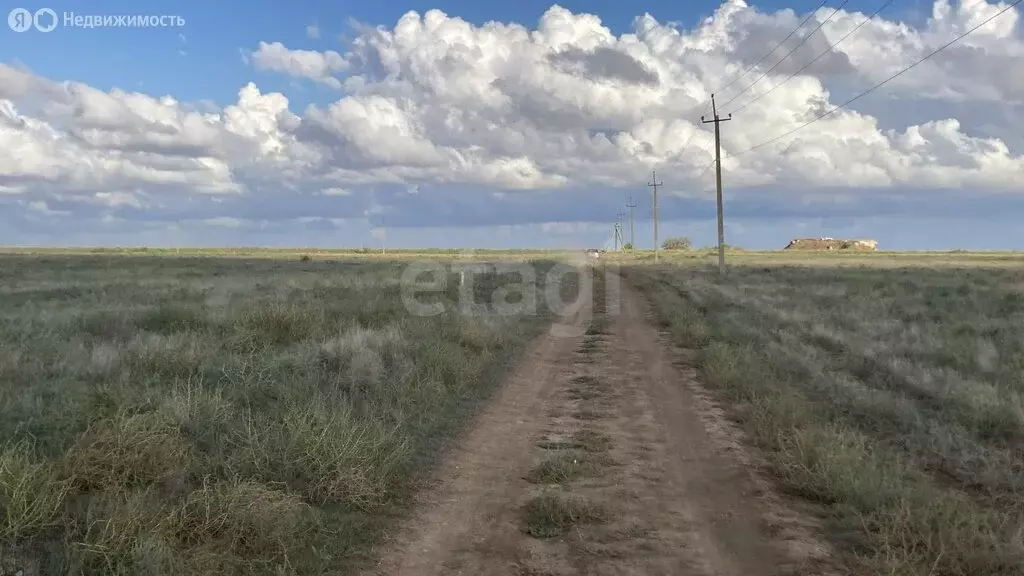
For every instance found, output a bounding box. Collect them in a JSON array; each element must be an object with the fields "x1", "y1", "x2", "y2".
[{"x1": 368, "y1": 273, "x2": 835, "y2": 576}]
